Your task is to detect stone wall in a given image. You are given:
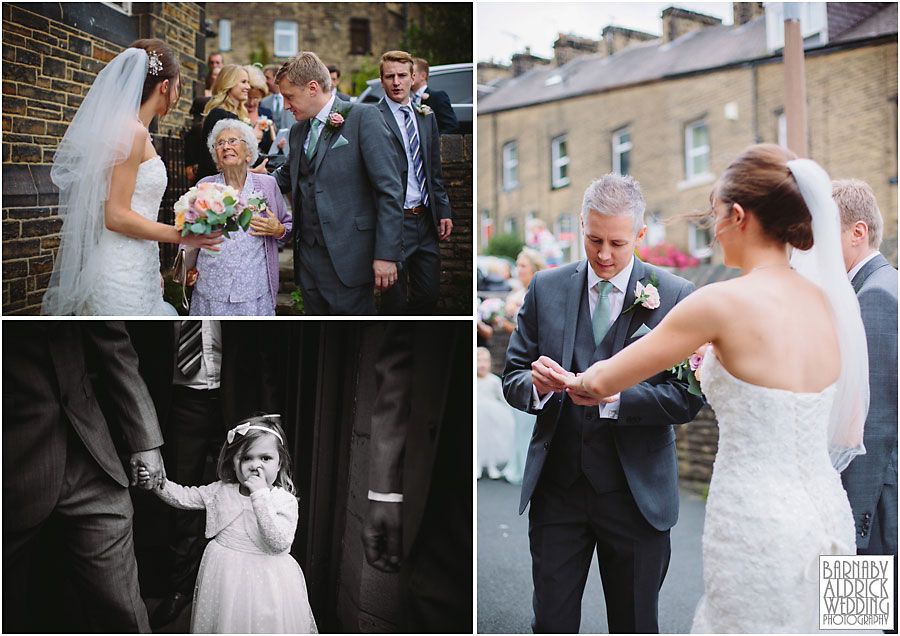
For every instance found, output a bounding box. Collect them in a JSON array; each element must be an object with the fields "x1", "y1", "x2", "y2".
[
  {"x1": 437, "y1": 133, "x2": 474, "y2": 314},
  {"x1": 2, "y1": 2, "x2": 204, "y2": 314}
]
